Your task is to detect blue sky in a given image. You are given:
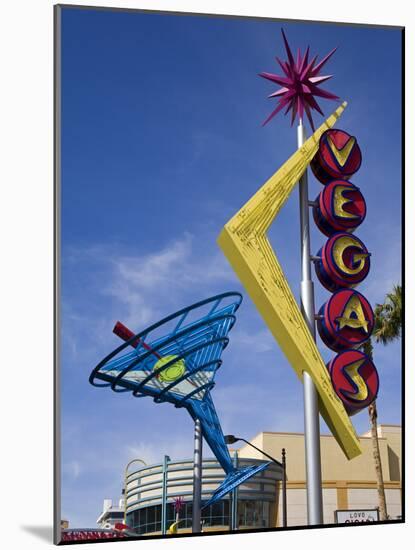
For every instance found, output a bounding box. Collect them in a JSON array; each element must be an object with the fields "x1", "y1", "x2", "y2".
[{"x1": 60, "y1": 7, "x2": 402, "y2": 528}]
